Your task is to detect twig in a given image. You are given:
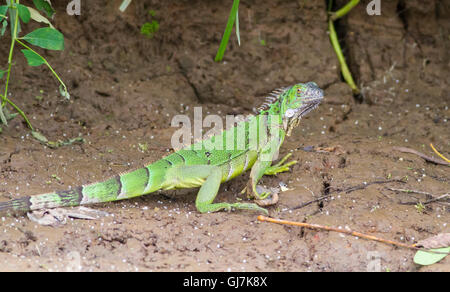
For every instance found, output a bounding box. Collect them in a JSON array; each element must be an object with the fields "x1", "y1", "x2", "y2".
[
  {"x1": 393, "y1": 146, "x2": 449, "y2": 166},
  {"x1": 258, "y1": 215, "x2": 416, "y2": 250},
  {"x1": 424, "y1": 194, "x2": 449, "y2": 205},
  {"x1": 385, "y1": 187, "x2": 433, "y2": 197},
  {"x1": 338, "y1": 179, "x2": 406, "y2": 194},
  {"x1": 291, "y1": 195, "x2": 329, "y2": 210},
  {"x1": 291, "y1": 179, "x2": 406, "y2": 210},
  {"x1": 258, "y1": 216, "x2": 449, "y2": 255},
  {"x1": 386, "y1": 187, "x2": 449, "y2": 206}
]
